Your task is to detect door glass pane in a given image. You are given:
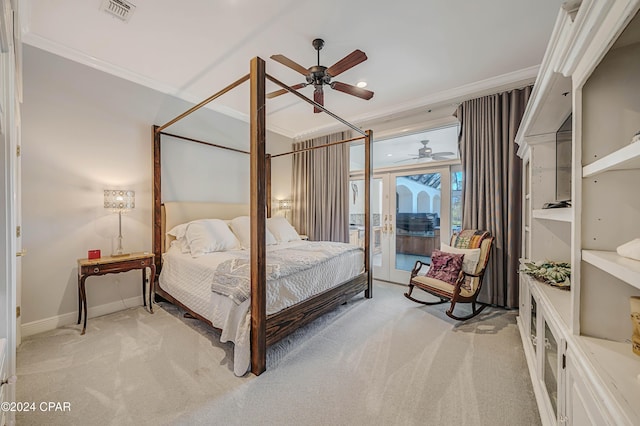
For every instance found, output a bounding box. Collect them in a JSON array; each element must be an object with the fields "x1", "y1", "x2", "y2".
[
  {"x1": 531, "y1": 295, "x2": 537, "y2": 355},
  {"x1": 349, "y1": 179, "x2": 383, "y2": 266},
  {"x1": 544, "y1": 321, "x2": 558, "y2": 417},
  {"x1": 395, "y1": 173, "x2": 441, "y2": 271},
  {"x1": 451, "y1": 170, "x2": 463, "y2": 234}
]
